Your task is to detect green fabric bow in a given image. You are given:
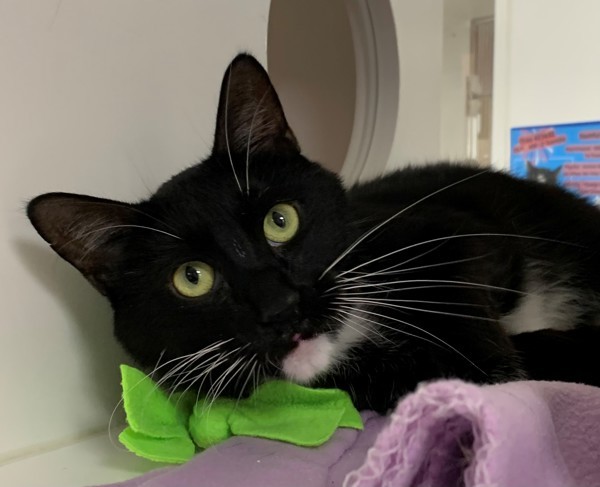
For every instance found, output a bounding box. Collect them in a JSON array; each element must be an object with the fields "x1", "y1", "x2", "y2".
[{"x1": 118, "y1": 365, "x2": 363, "y2": 463}]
